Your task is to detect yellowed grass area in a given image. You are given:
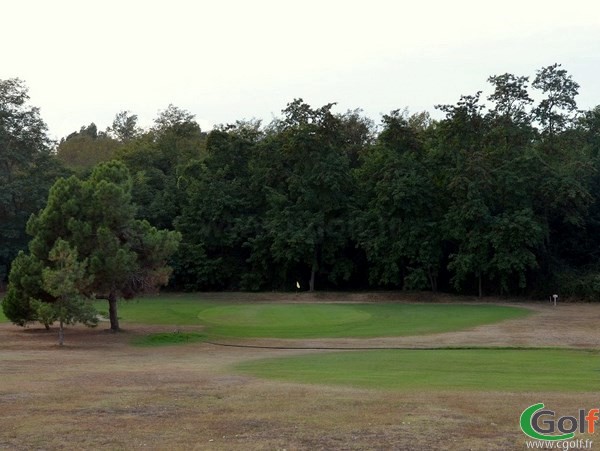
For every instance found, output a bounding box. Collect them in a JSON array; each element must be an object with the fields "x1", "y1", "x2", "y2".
[{"x1": 1, "y1": 294, "x2": 598, "y2": 450}]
